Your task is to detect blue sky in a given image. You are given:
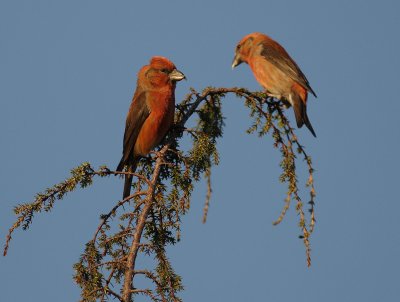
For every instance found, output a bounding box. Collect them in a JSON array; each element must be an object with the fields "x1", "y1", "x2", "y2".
[{"x1": 1, "y1": 0, "x2": 400, "y2": 301}]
